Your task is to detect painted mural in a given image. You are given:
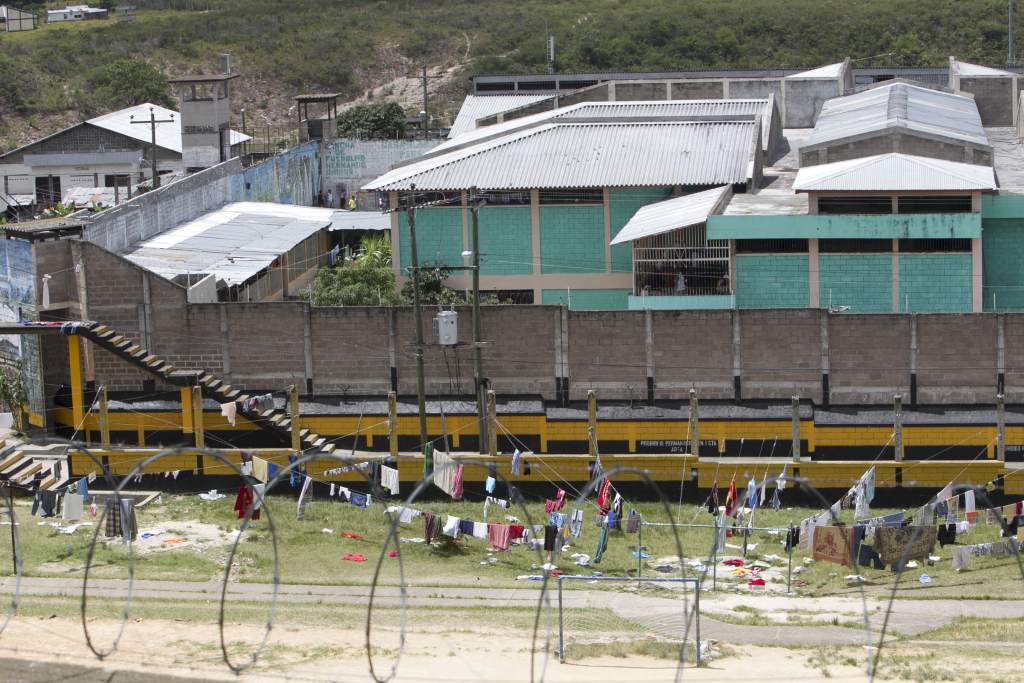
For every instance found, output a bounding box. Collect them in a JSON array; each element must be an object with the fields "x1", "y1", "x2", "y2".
[
  {"x1": 0, "y1": 239, "x2": 43, "y2": 415},
  {"x1": 230, "y1": 142, "x2": 321, "y2": 206},
  {"x1": 322, "y1": 138, "x2": 438, "y2": 194}
]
